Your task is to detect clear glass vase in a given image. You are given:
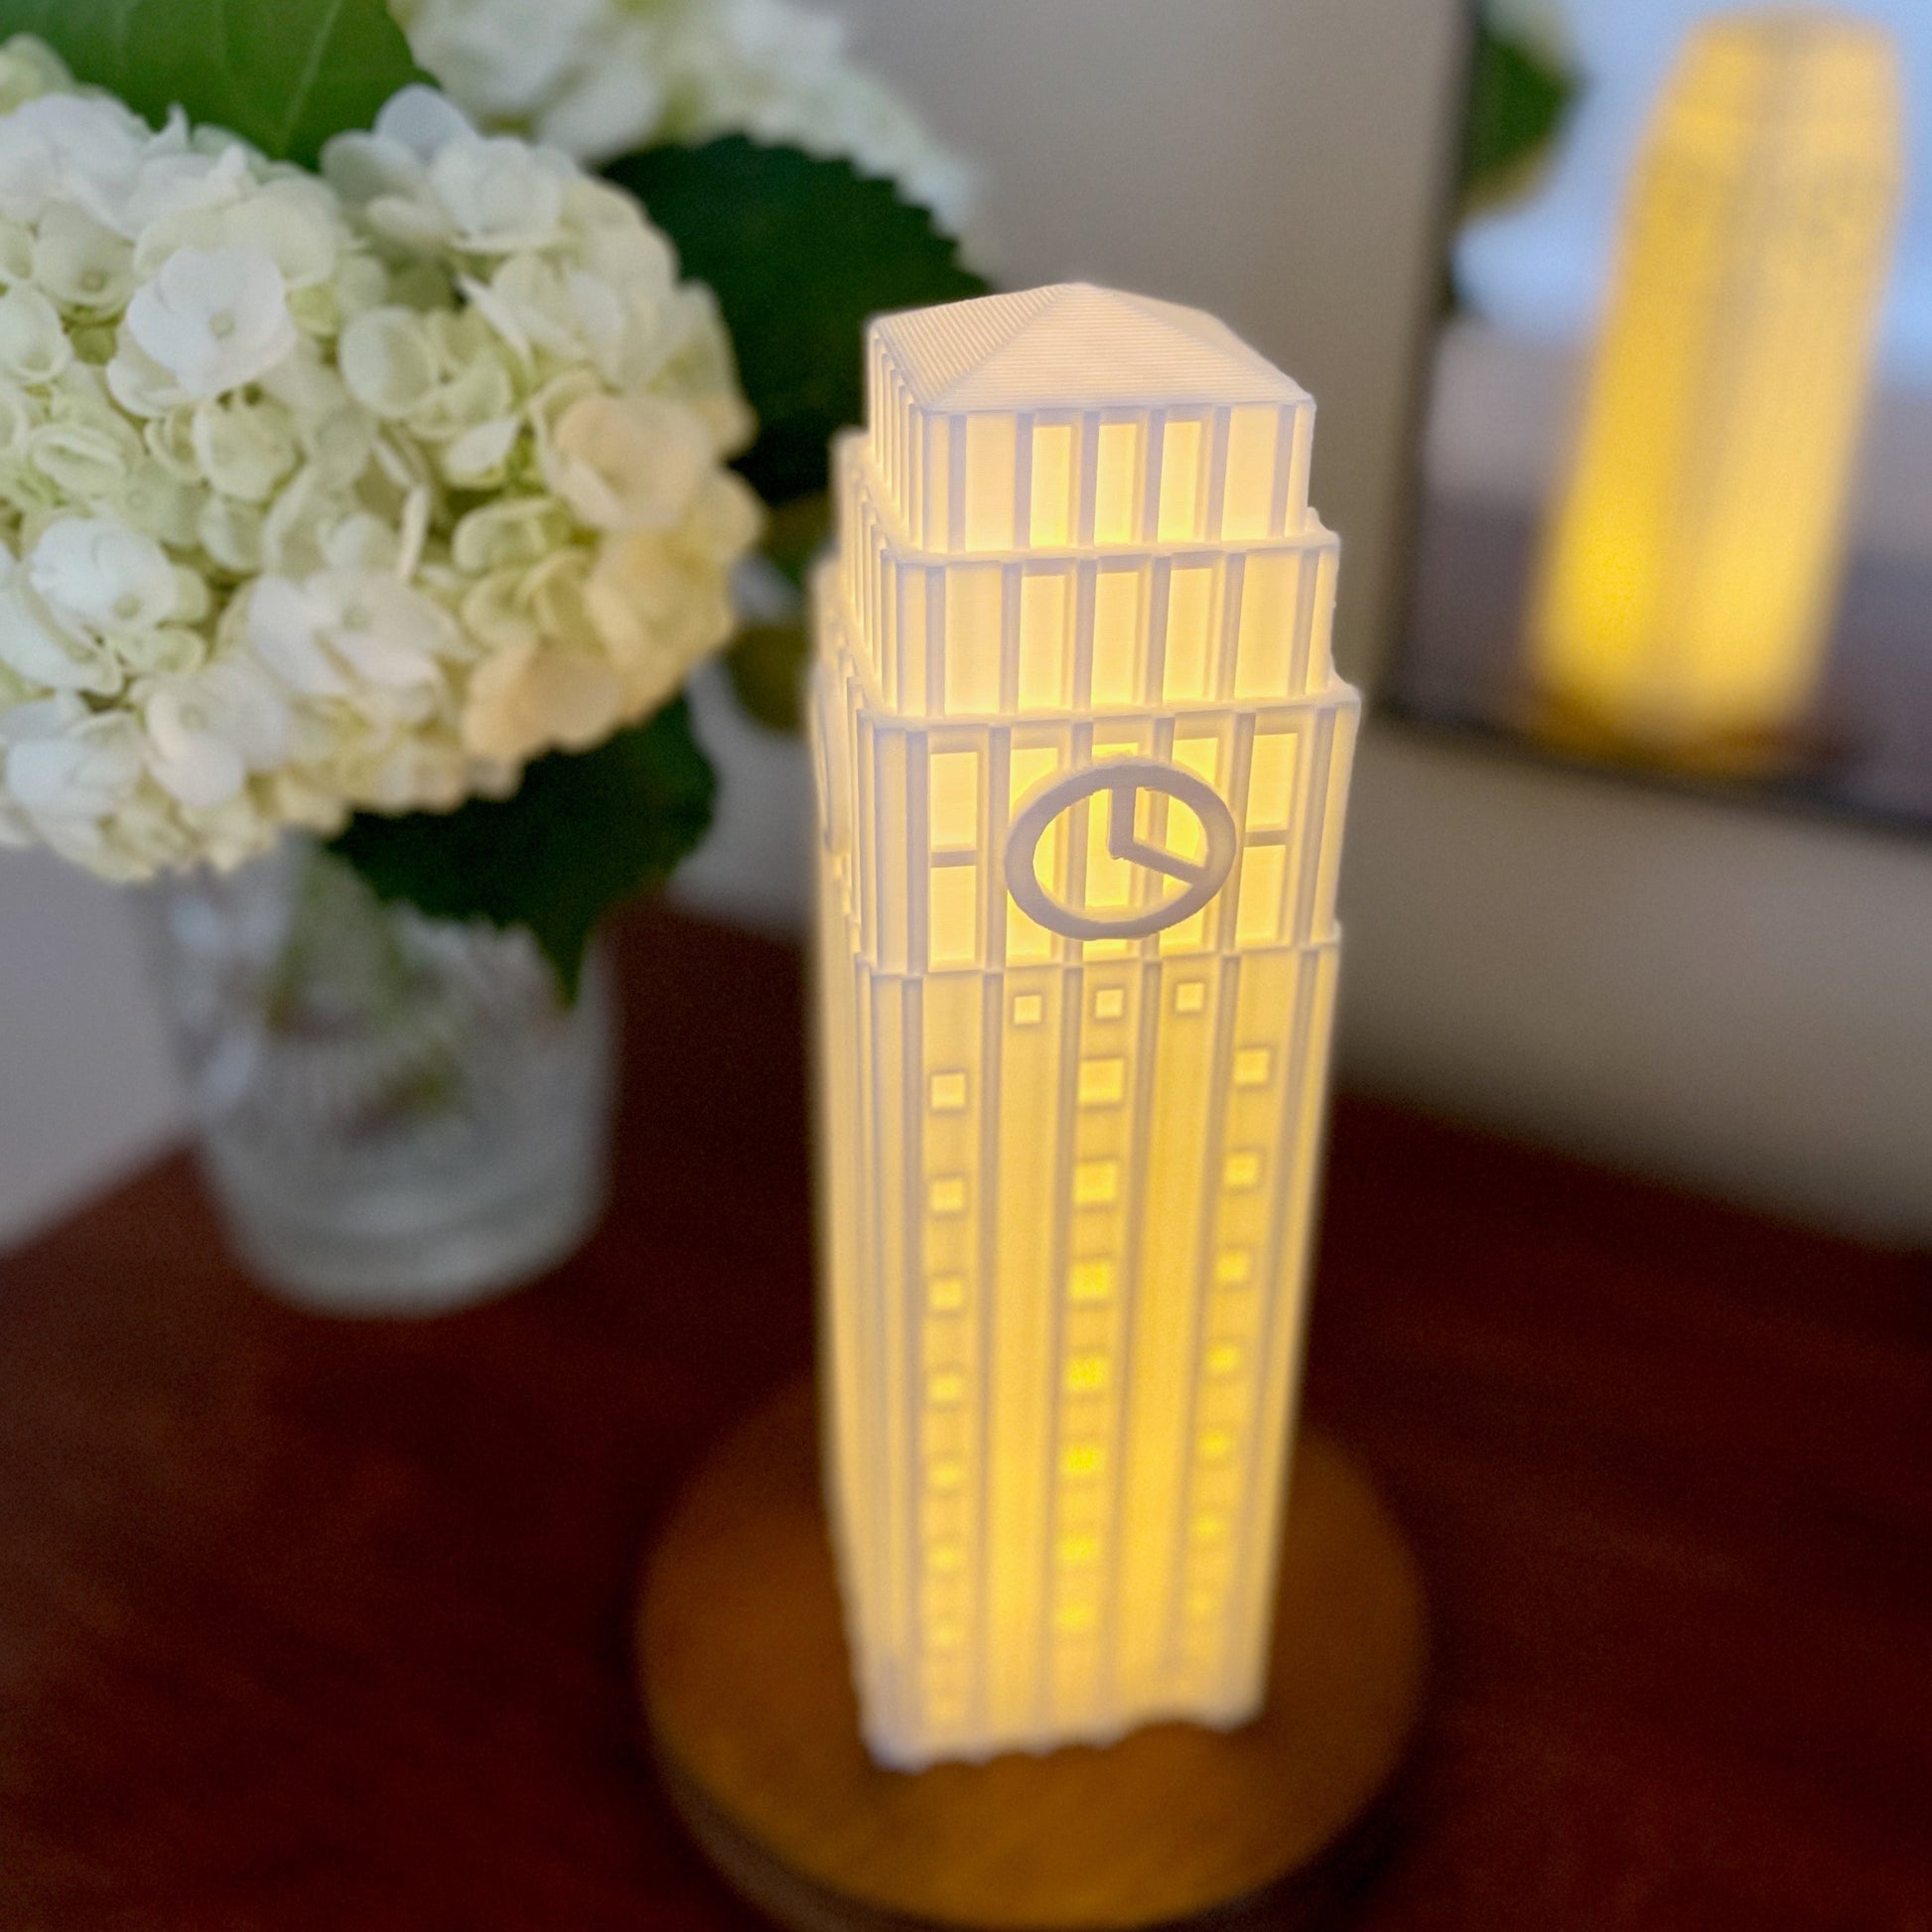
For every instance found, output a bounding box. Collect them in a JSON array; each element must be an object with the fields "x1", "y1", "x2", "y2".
[{"x1": 140, "y1": 840, "x2": 615, "y2": 1315}]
